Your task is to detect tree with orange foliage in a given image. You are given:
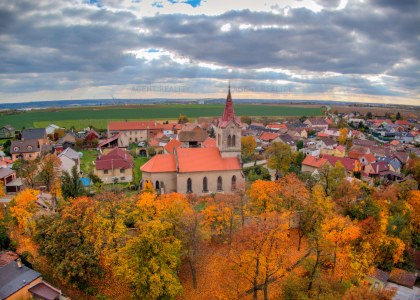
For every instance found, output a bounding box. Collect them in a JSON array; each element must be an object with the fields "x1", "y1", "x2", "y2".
[
  {"x1": 9, "y1": 189, "x2": 40, "y2": 234},
  {"x1": 247, "y1": 180, "x2": 281, "y2": 215},
  {"x1": 338, "y1": 127, "x2": 348, "y2": 145},
  {"x1": 407, "y1": 190, "x2": 420, "y2": 237},
  {"x1": 321, "y1": 215, "x2": 360, "y2": 276},
  {"x1": 0, "y1": 181, "x2": 5, "y2": 198},
  {"x1": 229, "y1": 213, "x2": 307, "y2": 300},
  {"x1": 35, "y1": 196, "x2": 102, "y2": 287}
]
